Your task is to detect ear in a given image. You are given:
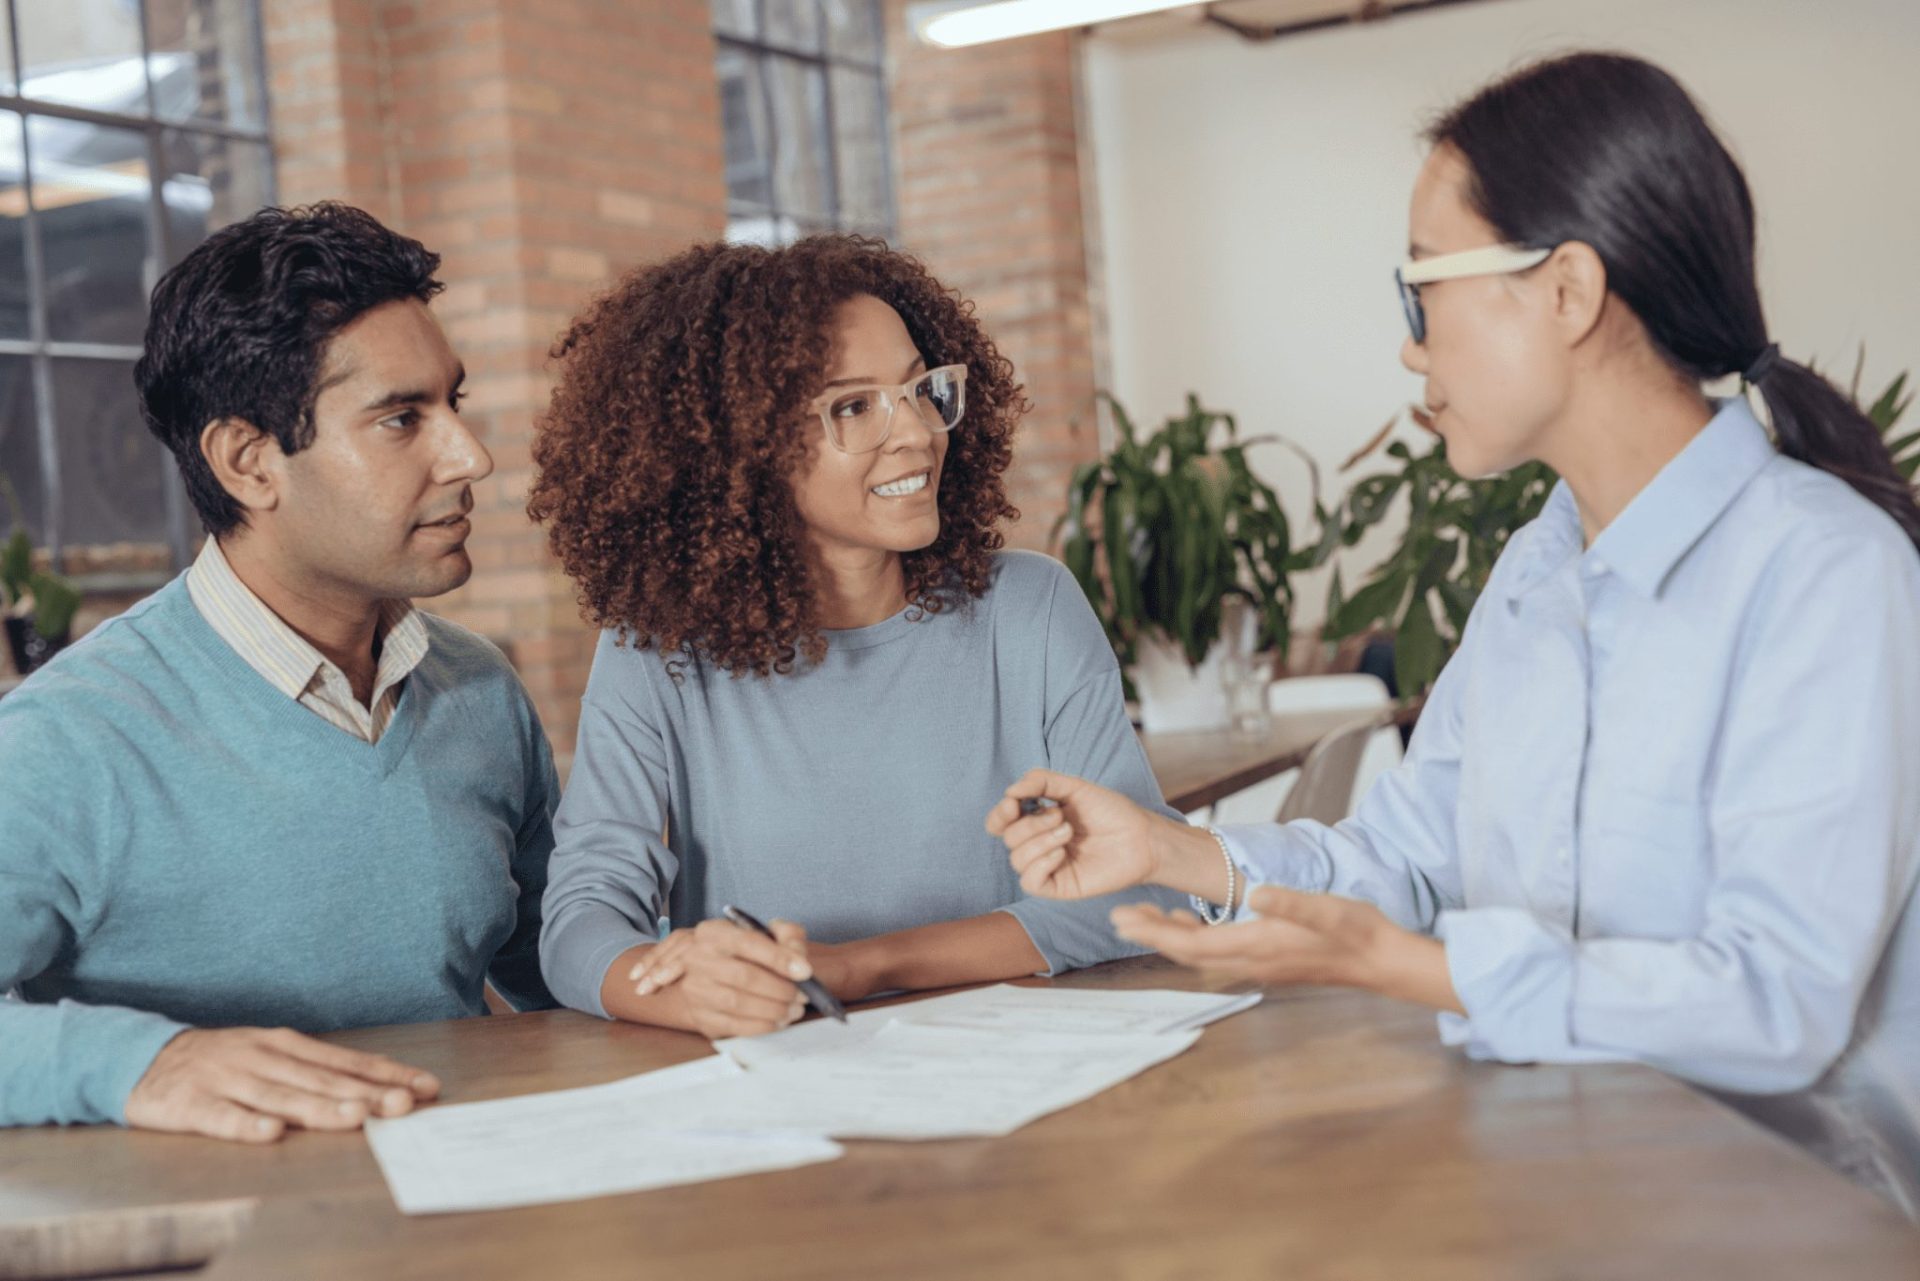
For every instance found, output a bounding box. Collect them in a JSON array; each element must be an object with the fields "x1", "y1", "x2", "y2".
[
  {"x1": 1544, "y1": 240, "x2": 1608, "y2": 349},
  {"x1": 200, "y1": 417, "x2": 284, "y2": 517}
]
